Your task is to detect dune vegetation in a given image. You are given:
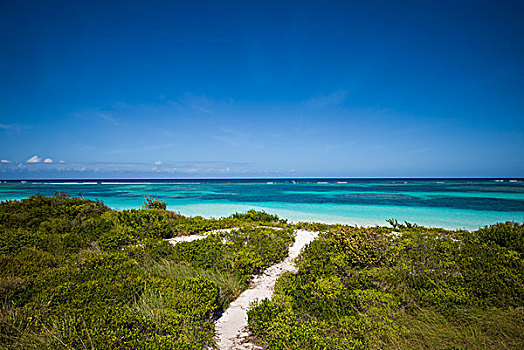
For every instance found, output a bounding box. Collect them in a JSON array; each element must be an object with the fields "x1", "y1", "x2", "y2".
[
  {"x1": 249, "y1": 222, "x2": 524, "y2": 349},
  {"x1": 0, "y1": 193, "x2": 522, "y2": 349},
  {"x1": 0, "y1": 194, "x2": 292, "y2": 349}
]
